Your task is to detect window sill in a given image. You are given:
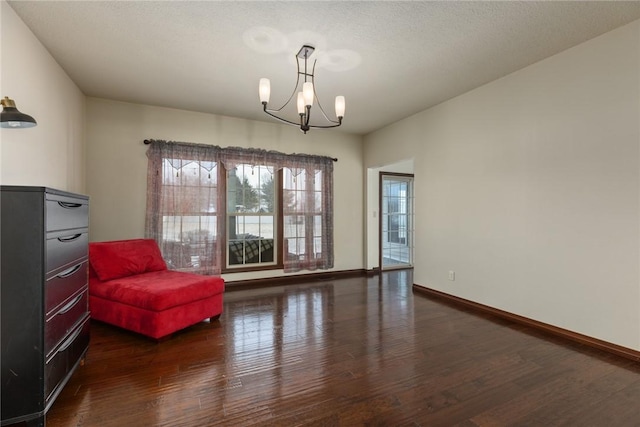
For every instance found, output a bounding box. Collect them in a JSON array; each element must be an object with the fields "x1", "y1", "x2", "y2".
[{"x1": 222, "y1": 263, "x2": 283, "y2": 274}]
